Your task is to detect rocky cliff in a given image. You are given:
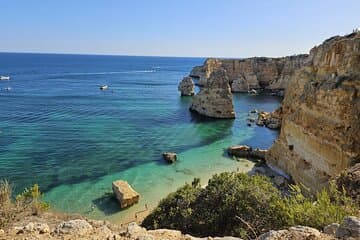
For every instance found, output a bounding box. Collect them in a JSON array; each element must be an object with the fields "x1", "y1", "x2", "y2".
[
  {"x1": 190, "y1": 69, "x2": 235, "y2": 118},
  {"x1": 190, "y1": 55, "x2": 308, "y2": 92},
  {"x1": 266, "y1": 32, "x2": 360, "y2": 191}
]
